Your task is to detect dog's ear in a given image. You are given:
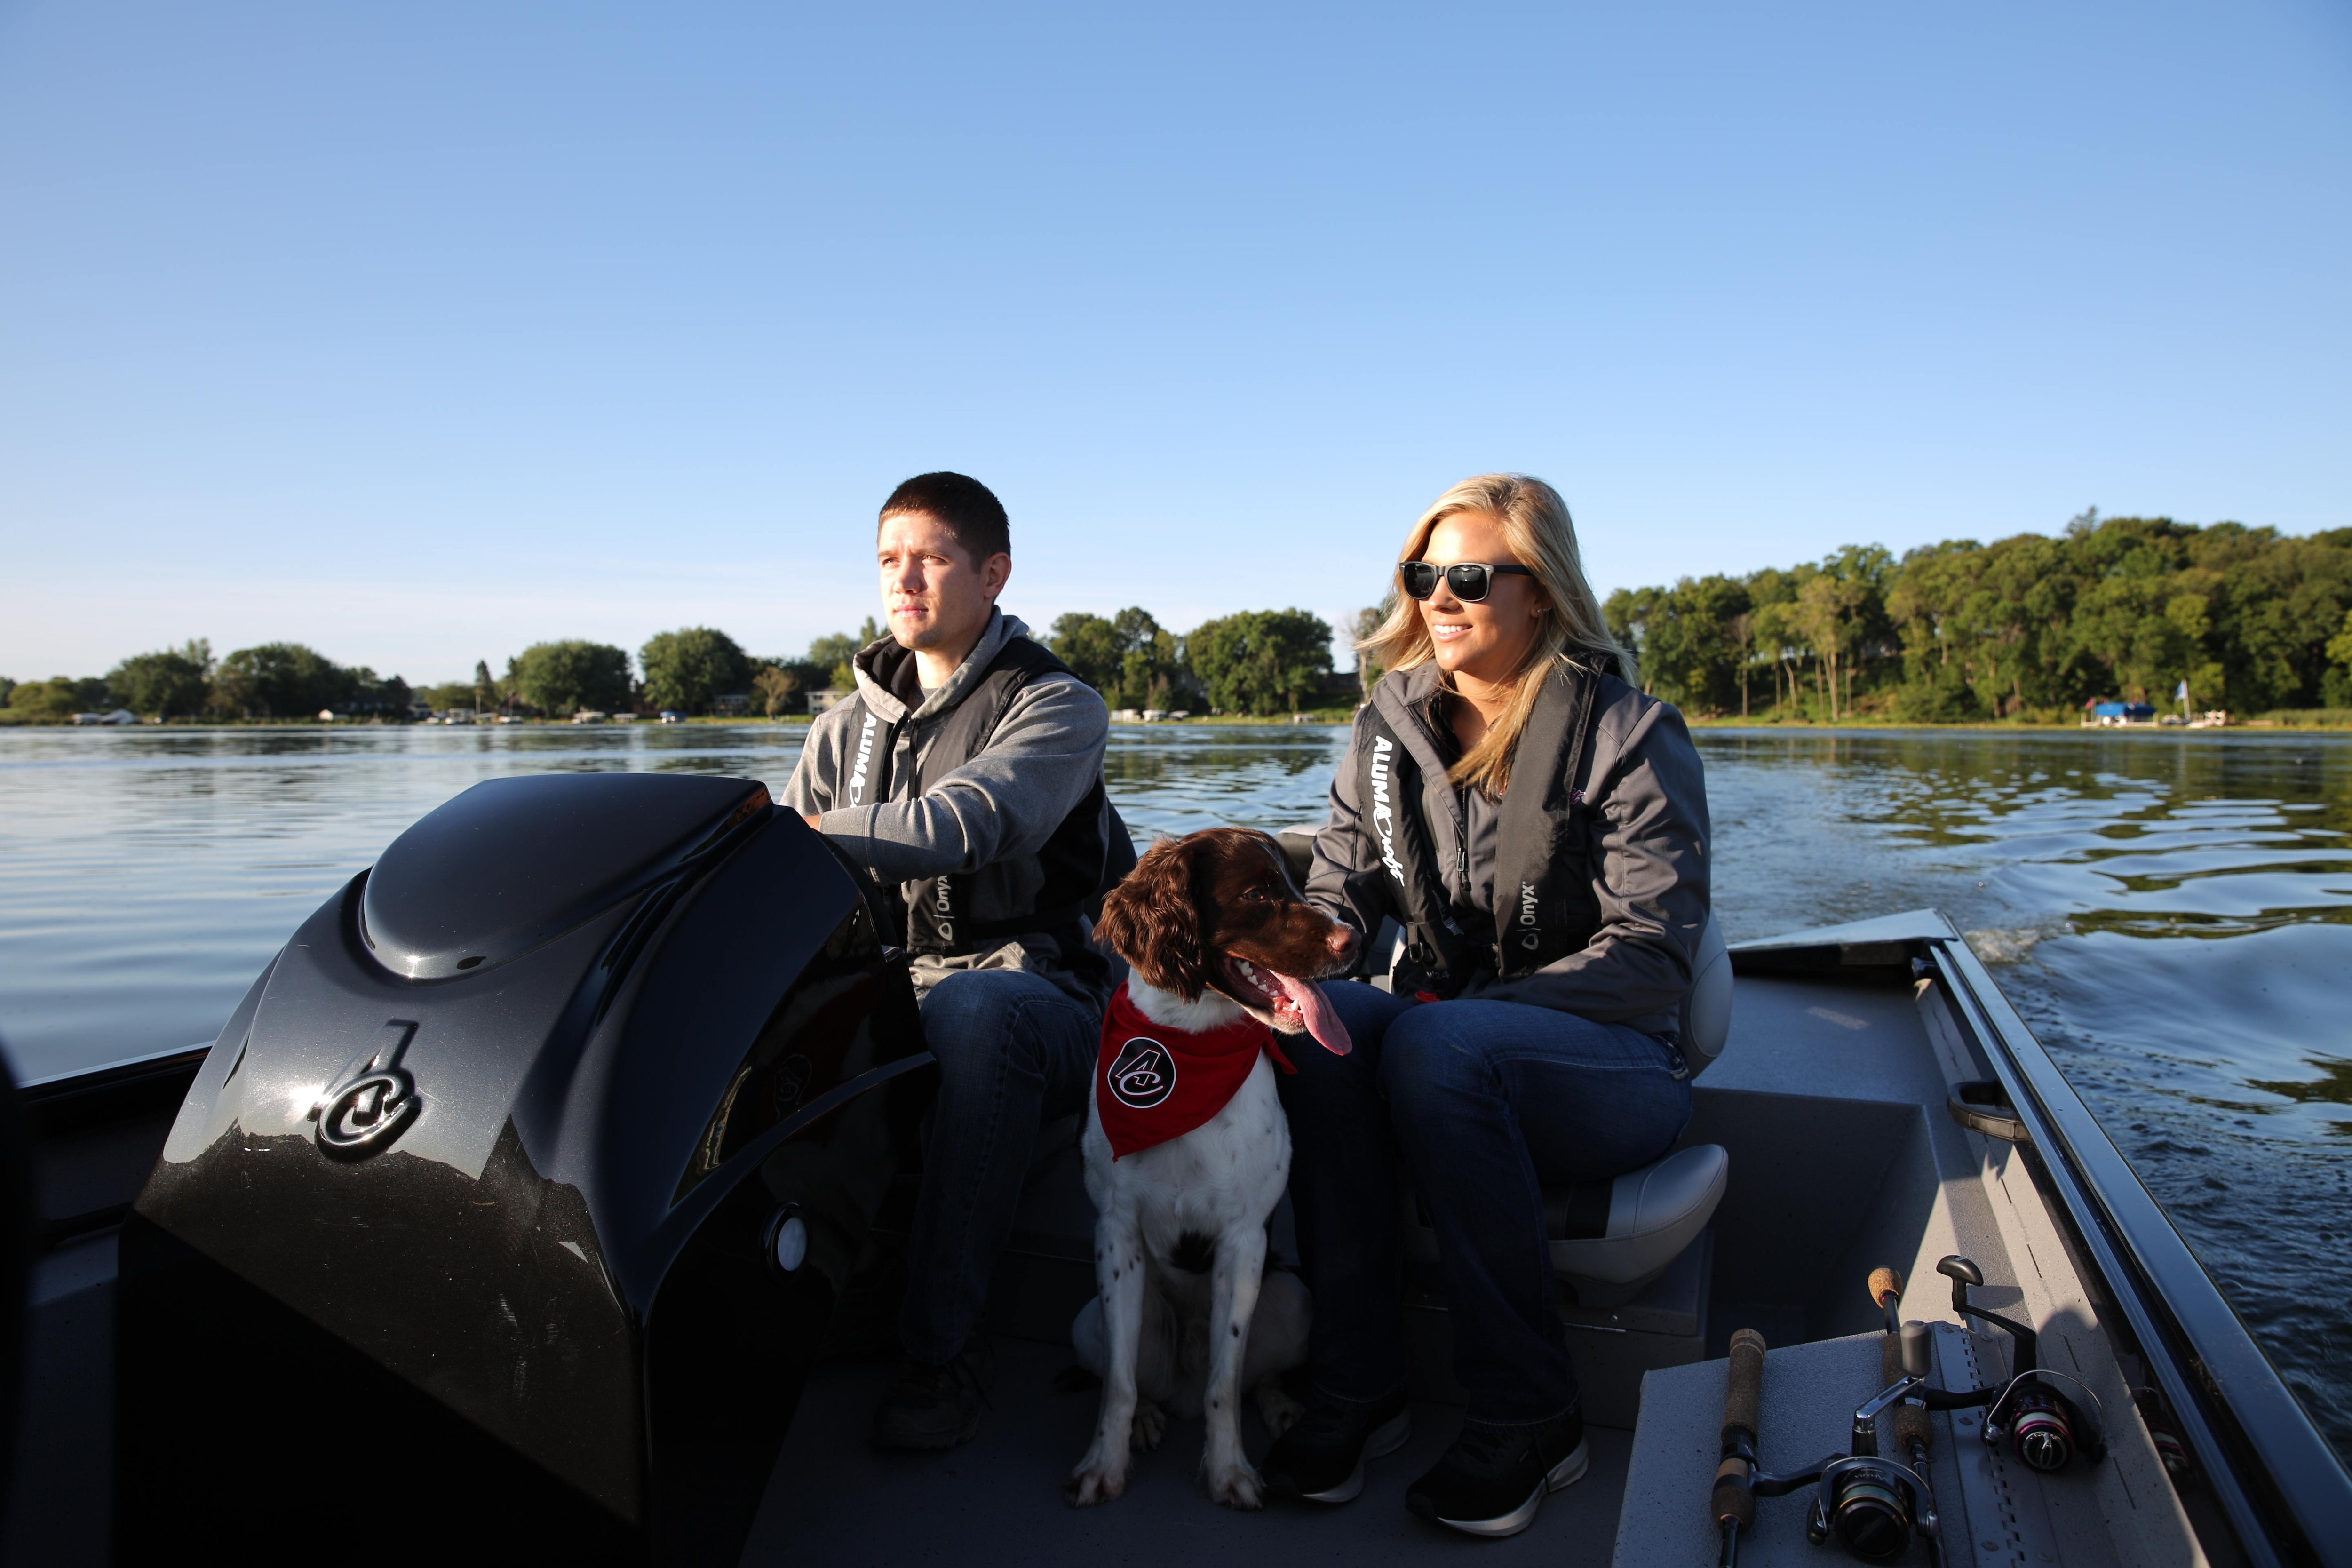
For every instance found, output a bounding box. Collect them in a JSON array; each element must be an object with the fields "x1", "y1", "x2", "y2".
[{"x1": 1096, "y1": 835, "x2": 1209, "y2": 998}]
